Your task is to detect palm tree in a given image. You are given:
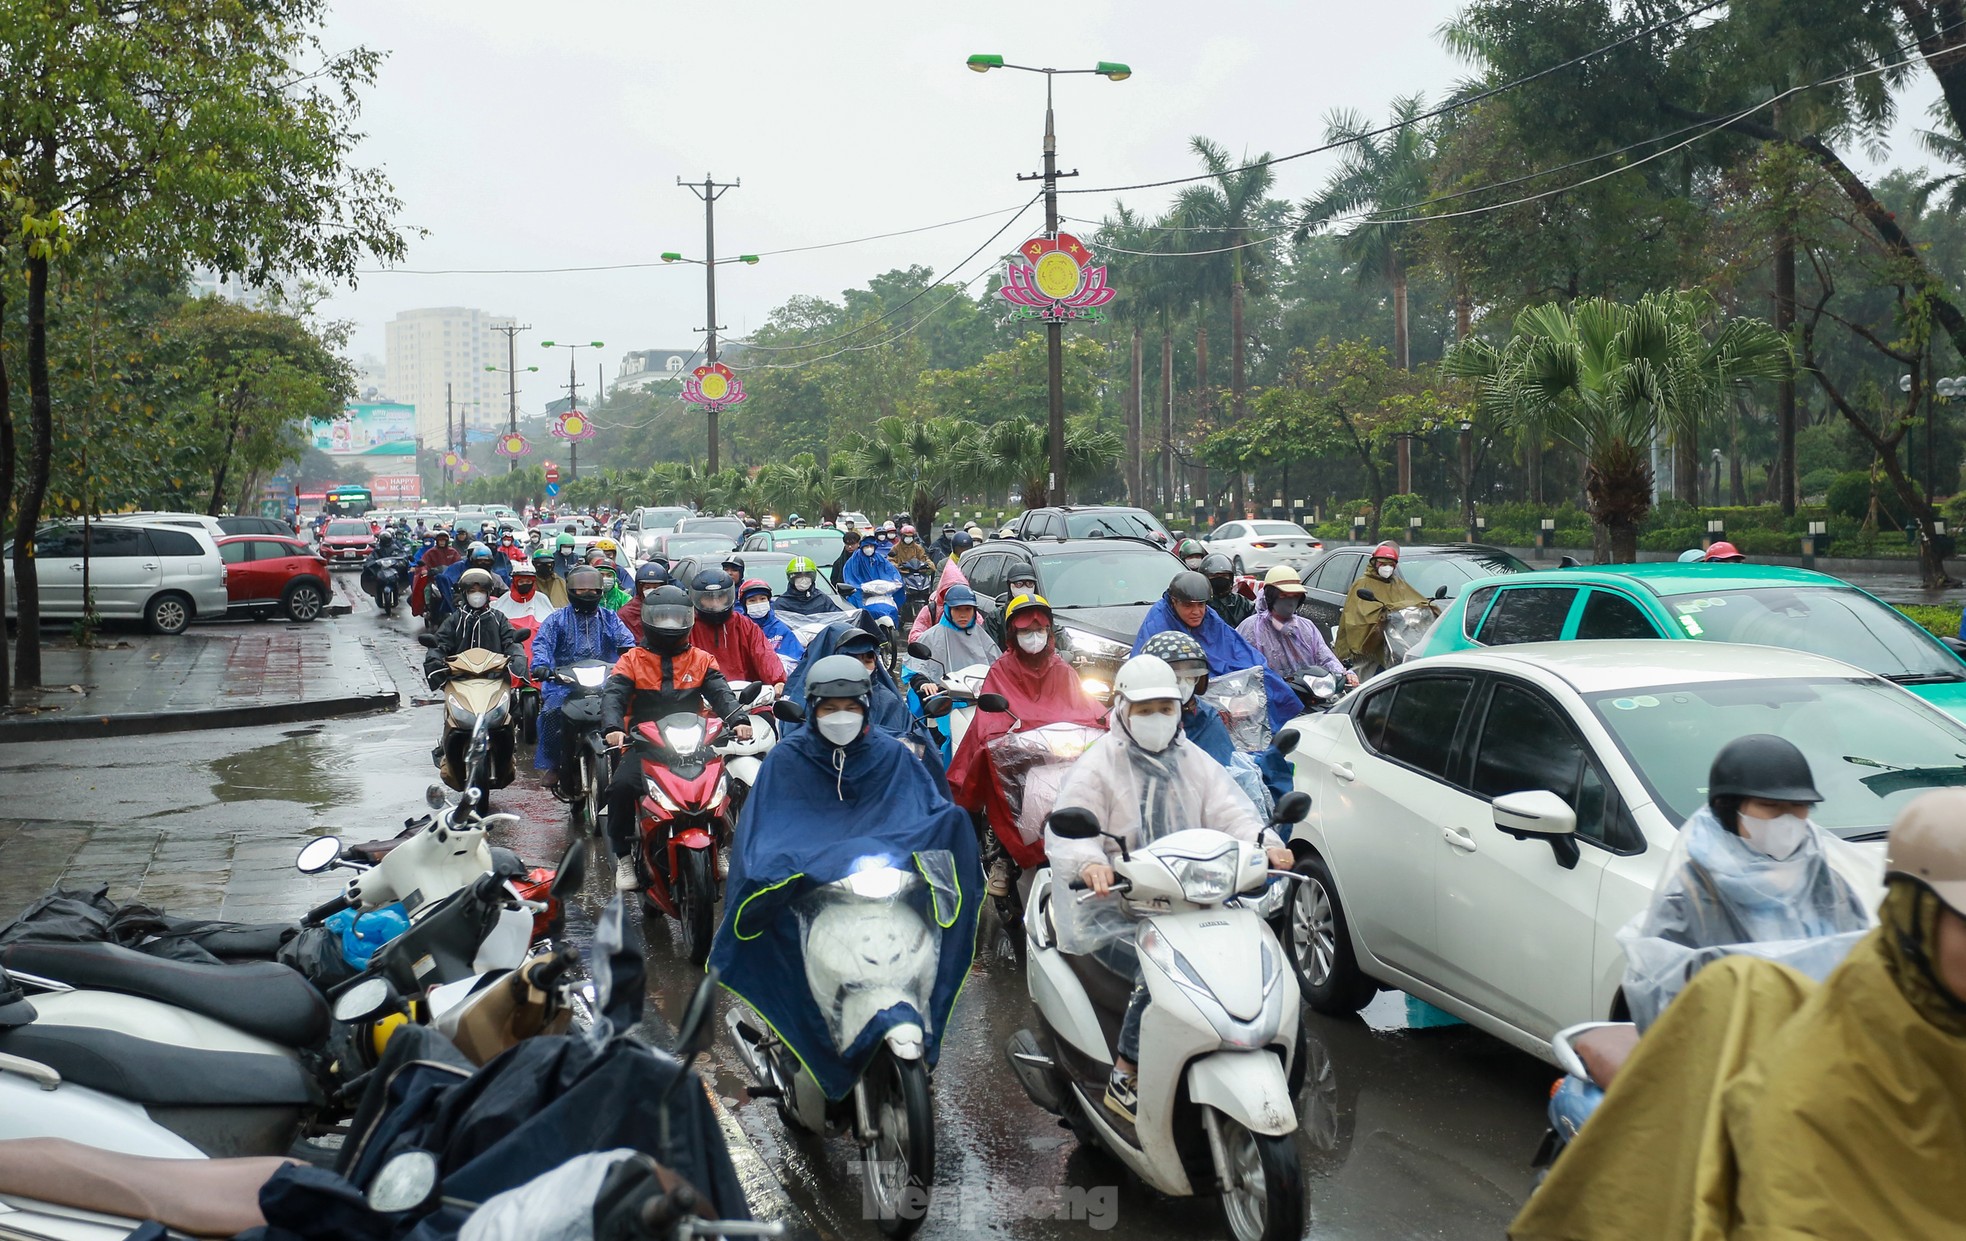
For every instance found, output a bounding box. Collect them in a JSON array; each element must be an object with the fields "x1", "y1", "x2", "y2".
[
  {"x1": 953, "y1": 417, "x2": 1122, "y2": 511},
  {"x1": 1445, "y1": 291, "x2": 1790, "y2": 562},
  {"x1": 755, "y1": 451, "x2": 849, "y2": 523},
  {"x1": 838, "y1": 416, "x2": 973, "y2": 531}
]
